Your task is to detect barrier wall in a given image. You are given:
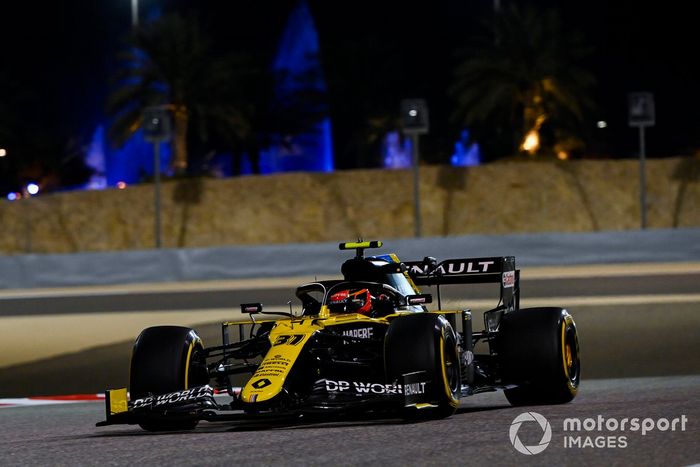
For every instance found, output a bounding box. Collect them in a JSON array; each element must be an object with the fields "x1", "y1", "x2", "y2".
[
  {"x1": 1, "y1": 158, "x2": 699, "y2": 255},
  {"x1": 1, "y1": 228, "x2": 699, "y2": 289}
]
